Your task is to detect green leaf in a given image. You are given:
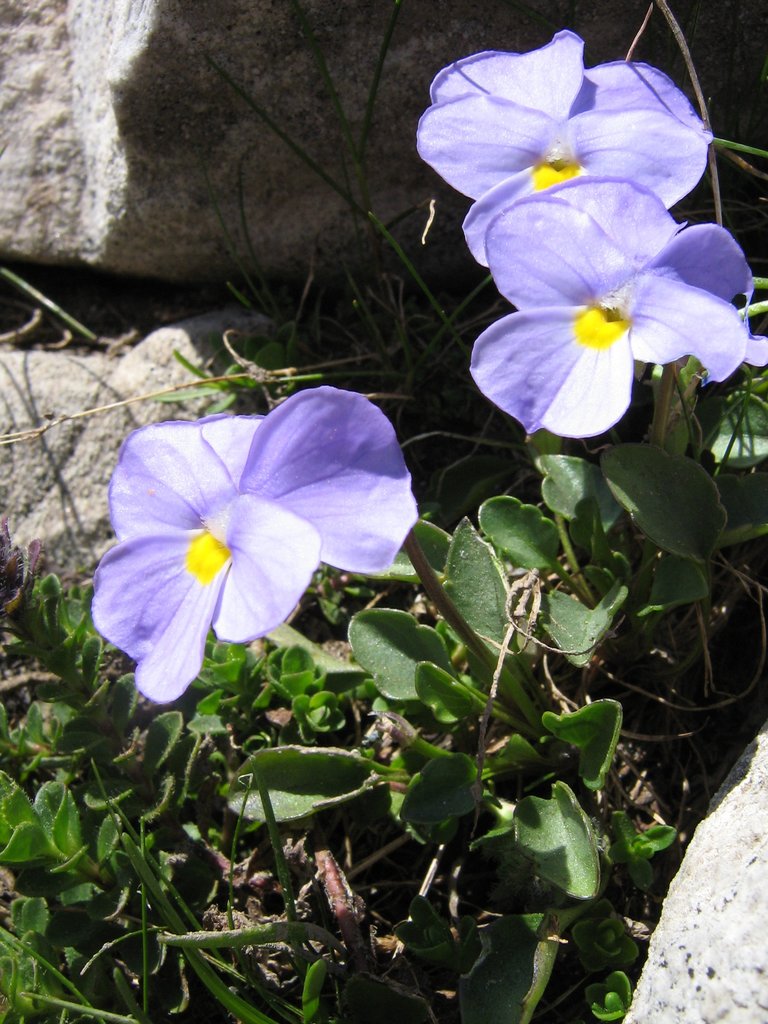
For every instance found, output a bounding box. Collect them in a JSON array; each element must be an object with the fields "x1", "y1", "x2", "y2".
[
  {"x1": 0, "y1": 821, "x2": 58, "y2": 864},
  {"x1": 572, "y1": 916, "x2": 638, "y2": 972},
  {"x1": 540, "y1": 581, "x2": 627, "y2": 667},
  {"x1": 268, "y1": 623, "x2": 366, "y2": 687},
  {"x1": 229, "y1": 746, "x2": 378, "y2": 822},
  {"x1": 601, "y1": 445, "x2": 726, "y2": 561},
  {"x1": 637, "y1": 555, "x2": 709, "y2": 616},
  {"x1": 11, "y1": 896, "x2": 50, "y2": 937},
  {"x1": 514, "y1": 781, "x2": 600, "y2": 898},
  {"x1": 716, "y1": 473, "x2": 768, "y2": 546},
  {"x1": 444, "y1": 518, "x2": 509, "y2": 644},
  {"x1": 395, "y1": 896, "x2": 456, "y2": 965},
  {"x1": 414, "y1": 663, "x2": 477, "y2": 724},
  {"x1": 429, "y1": 454, "x2": 514, "y2": 523},
  {"x1": 460, "y1": 913, "x2": 560, "y2": 1024},
  {"x1": 373, "y1": 520, "x2": 452, "y2": 581},
  {"x1": 110, "y1": 674, "x2": 138, "y2": 734},
  {"x1": 143, "y1": 711, "x2": 184, "y2": 777},
  {"x1": 701, "y1": 393, "x2": 768, "y2": 468},
  {"x1": 401, "y1": 753, "x2": 477, "y2": 824},
  {"x1": 540, "y1": 455, "x2": 621, "y2": 529},
  {"x1": 483, "y1": 734, "x2": 549, "y2": 774},
  {"x1": 348, "y1": 609, "x2": 452, "y2": 701},
  {"x1": 585, "y1": 970, "x2": 633, "y2": 1022},
  {"x1": 541, "y1": 700, "x2": 623, "y2": 791},
  {"x1": 479, "y1": 495, "x2": 560, "y2": 569},
  {"x1": 0, "y1": 772, "x2": 36, "y2": 841},
  {"x1": 80, "y1": 635, "x2": 103, "y2": 686},
  {"x1": 302, "y1": 958, "x2": 327, "y2": 1024},
  {"x1": 96, "y1": 816, "x2": 120, "y2": 864},
  {"x1": 34, "y1": 783, "x2": 83, "y2": 858}
]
